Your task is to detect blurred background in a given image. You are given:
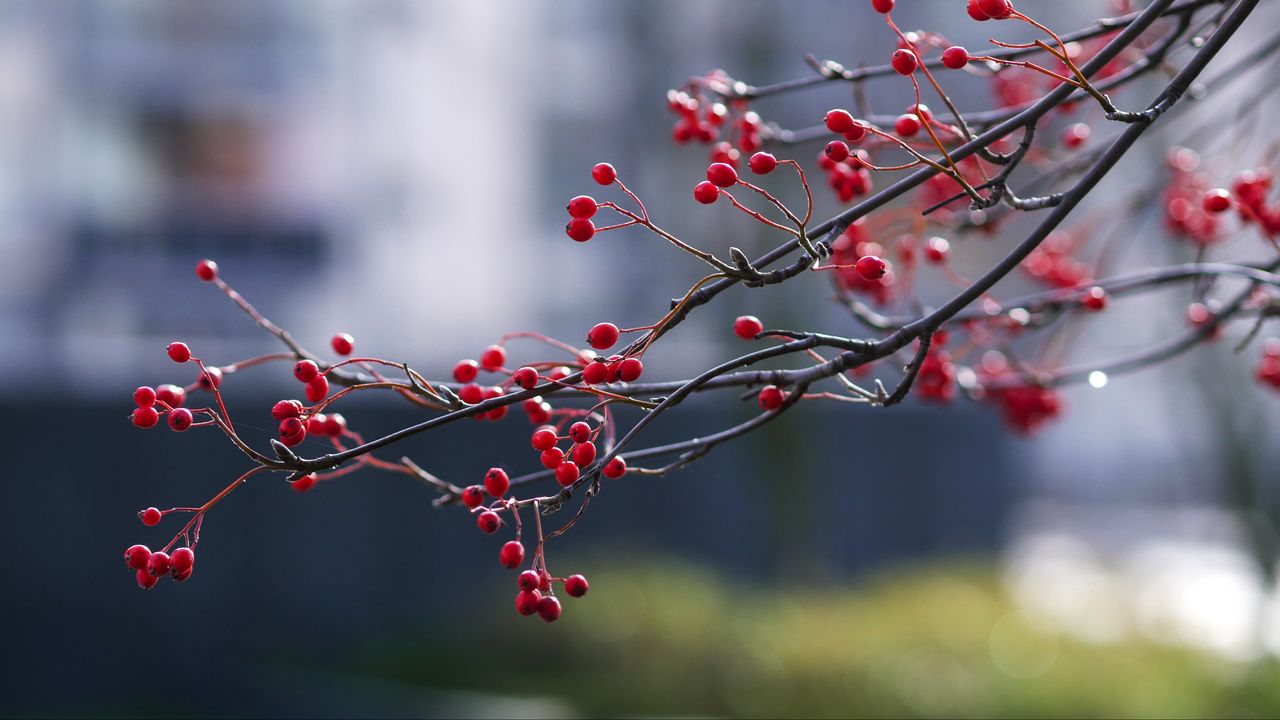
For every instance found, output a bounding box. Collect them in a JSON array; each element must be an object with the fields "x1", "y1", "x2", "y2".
[{"x1": 3, "y1": 0, "x2": 1280, "y2": 717}]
